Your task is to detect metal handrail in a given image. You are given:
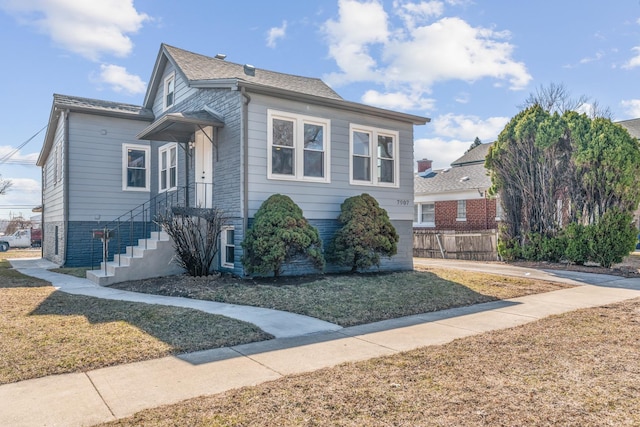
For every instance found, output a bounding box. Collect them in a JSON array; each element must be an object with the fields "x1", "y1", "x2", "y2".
[{"x1": 91, "y1": 183, "x2": 212, "y2": 271}]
